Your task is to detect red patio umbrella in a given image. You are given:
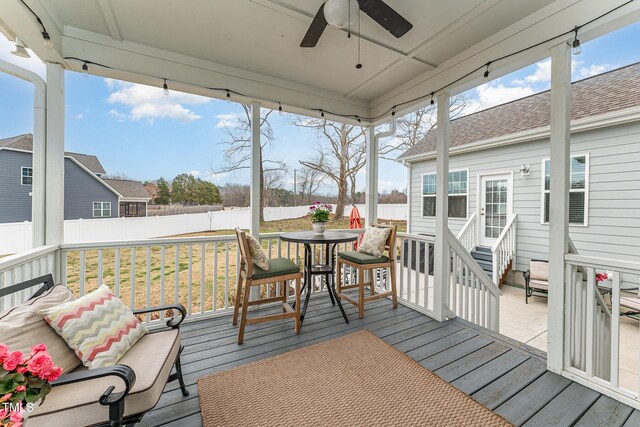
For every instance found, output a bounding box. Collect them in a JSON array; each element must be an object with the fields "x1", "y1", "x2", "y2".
[{"x1": 349, "y1": 206, "x2": 362, "y2": 249}]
